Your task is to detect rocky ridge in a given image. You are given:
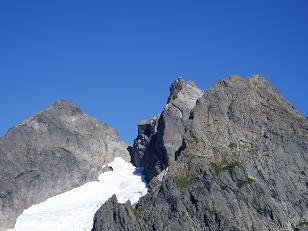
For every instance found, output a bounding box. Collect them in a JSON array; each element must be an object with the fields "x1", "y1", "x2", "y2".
[
  {"x1": 0, "y1": 100, "x2": 130, "y2": 230},
  {"x1": 93, "y1": 76, "x2": 308, "y2": 231},
  {"x1": 130, "y1": 80, "x2": 203, "y2": 183}
]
